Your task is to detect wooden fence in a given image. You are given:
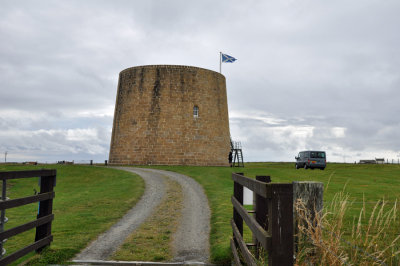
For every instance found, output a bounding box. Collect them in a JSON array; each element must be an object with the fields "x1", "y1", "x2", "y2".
[
  {"x1": 231, "y1": 173, "x2": 294, "y2": 266},
  {"x1": 0, "y1": 169, "x2": 56, "y2": 265}
]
